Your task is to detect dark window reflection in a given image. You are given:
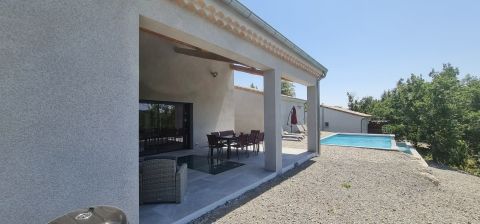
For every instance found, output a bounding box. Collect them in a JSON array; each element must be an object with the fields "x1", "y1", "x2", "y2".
[{"x1": 139, "y1": 101, "x2": 192, "y2": 156}]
